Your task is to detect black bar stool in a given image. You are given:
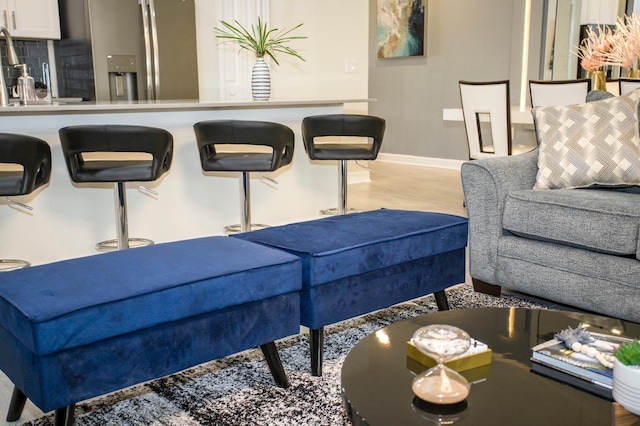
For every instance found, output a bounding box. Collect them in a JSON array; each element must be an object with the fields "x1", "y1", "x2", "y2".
[
  {"x1": 59, "y1": 125, "x2": 173, "y2": 251},
  {"x1": 301, "y1": 114, "x2": 385, "y2": 215},
  {"x1": 194, "y1": 120, "x2": 294, "y2": 234},
  {"x1": 0, "y1": 133, "x2": 51, "y2": 271}
]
